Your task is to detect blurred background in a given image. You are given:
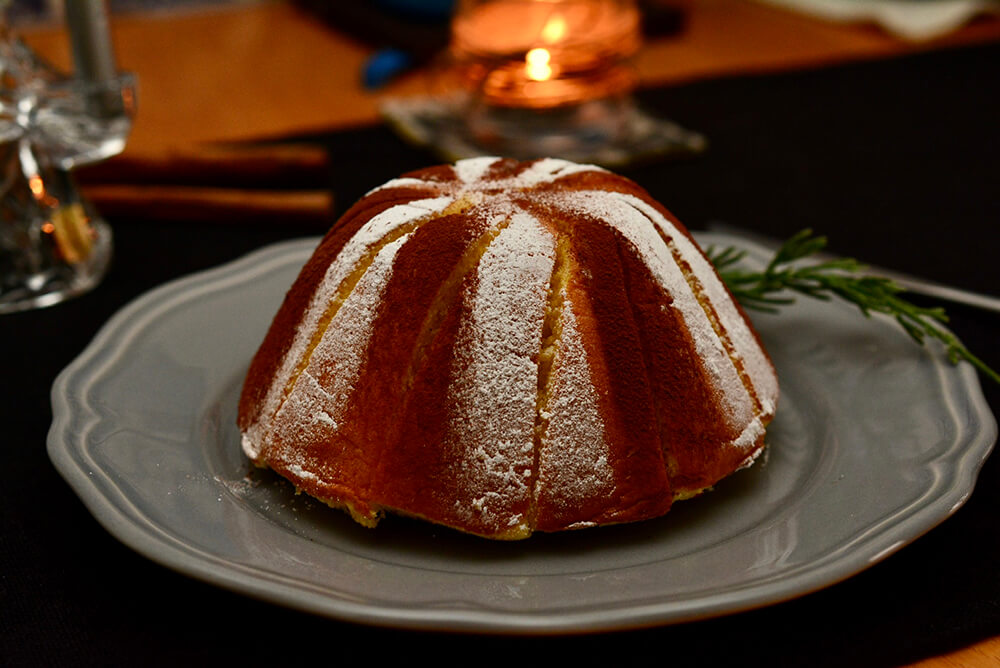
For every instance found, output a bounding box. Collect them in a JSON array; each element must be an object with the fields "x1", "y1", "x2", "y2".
[{"x1": 2, "y1": 2, "x2": 999, "y2": 665}]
